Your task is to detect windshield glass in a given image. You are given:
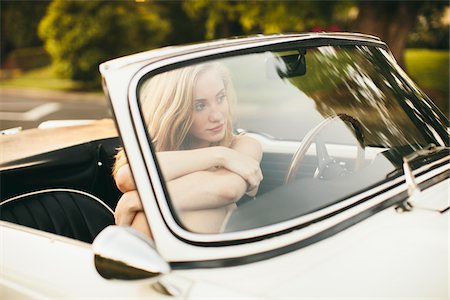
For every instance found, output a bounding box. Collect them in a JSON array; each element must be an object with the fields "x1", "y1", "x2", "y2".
[{"x1": 137, "y1": 44, "x2": 449, "y2": 234}]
